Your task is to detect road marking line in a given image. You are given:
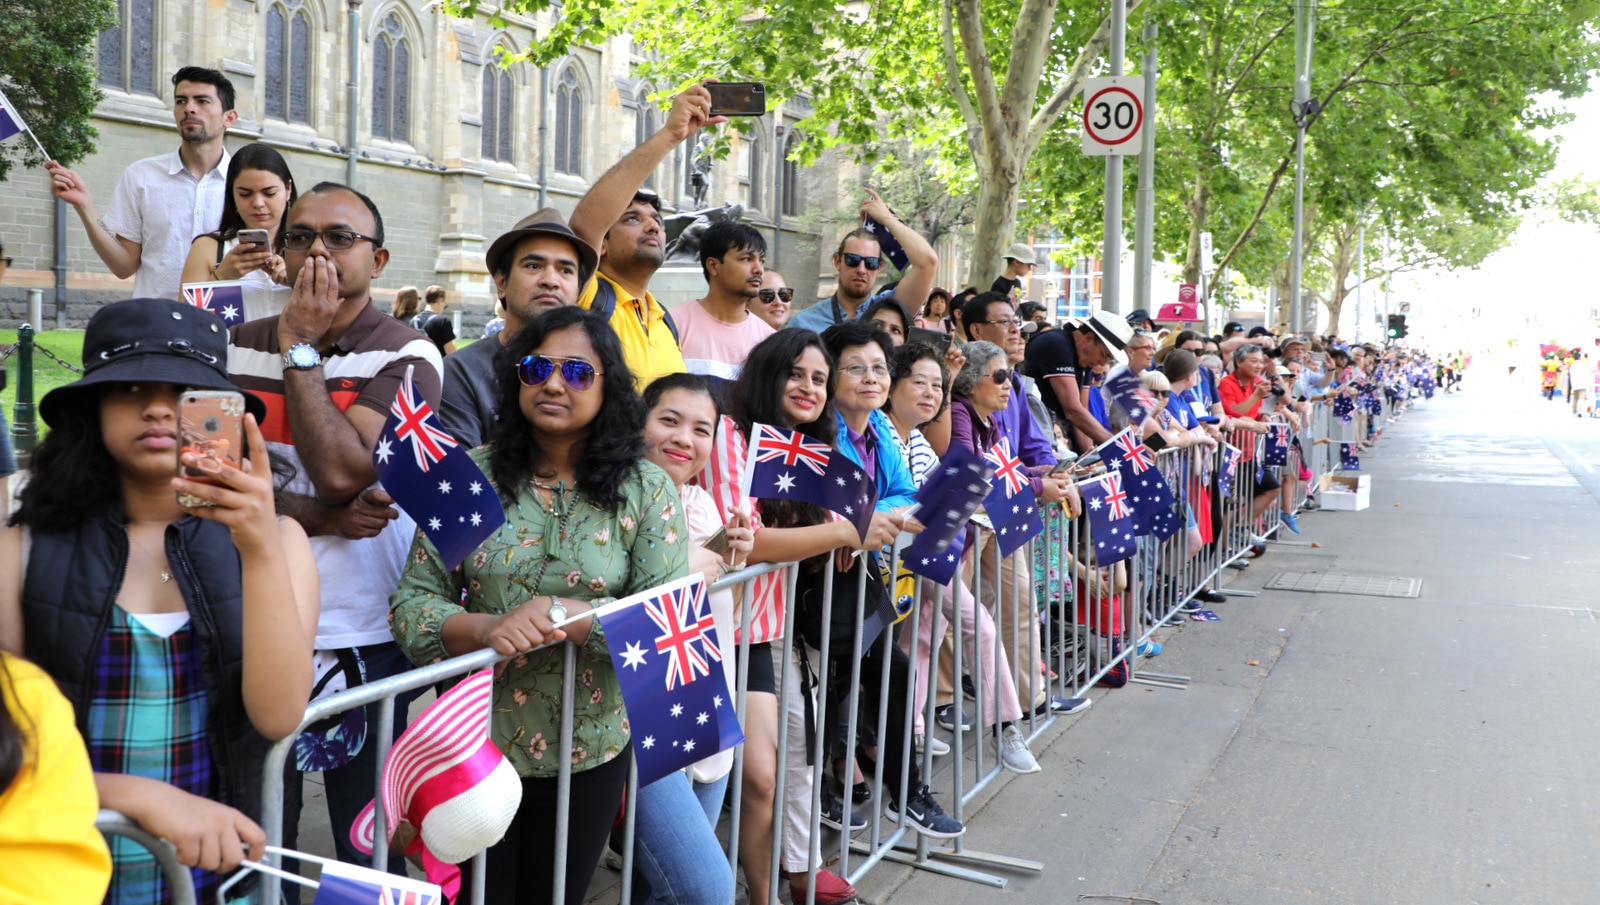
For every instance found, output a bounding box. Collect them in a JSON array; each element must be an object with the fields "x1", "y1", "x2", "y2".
[{"x1": 1559, "y1": 442, "x2": 1594, "y2": 474}]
